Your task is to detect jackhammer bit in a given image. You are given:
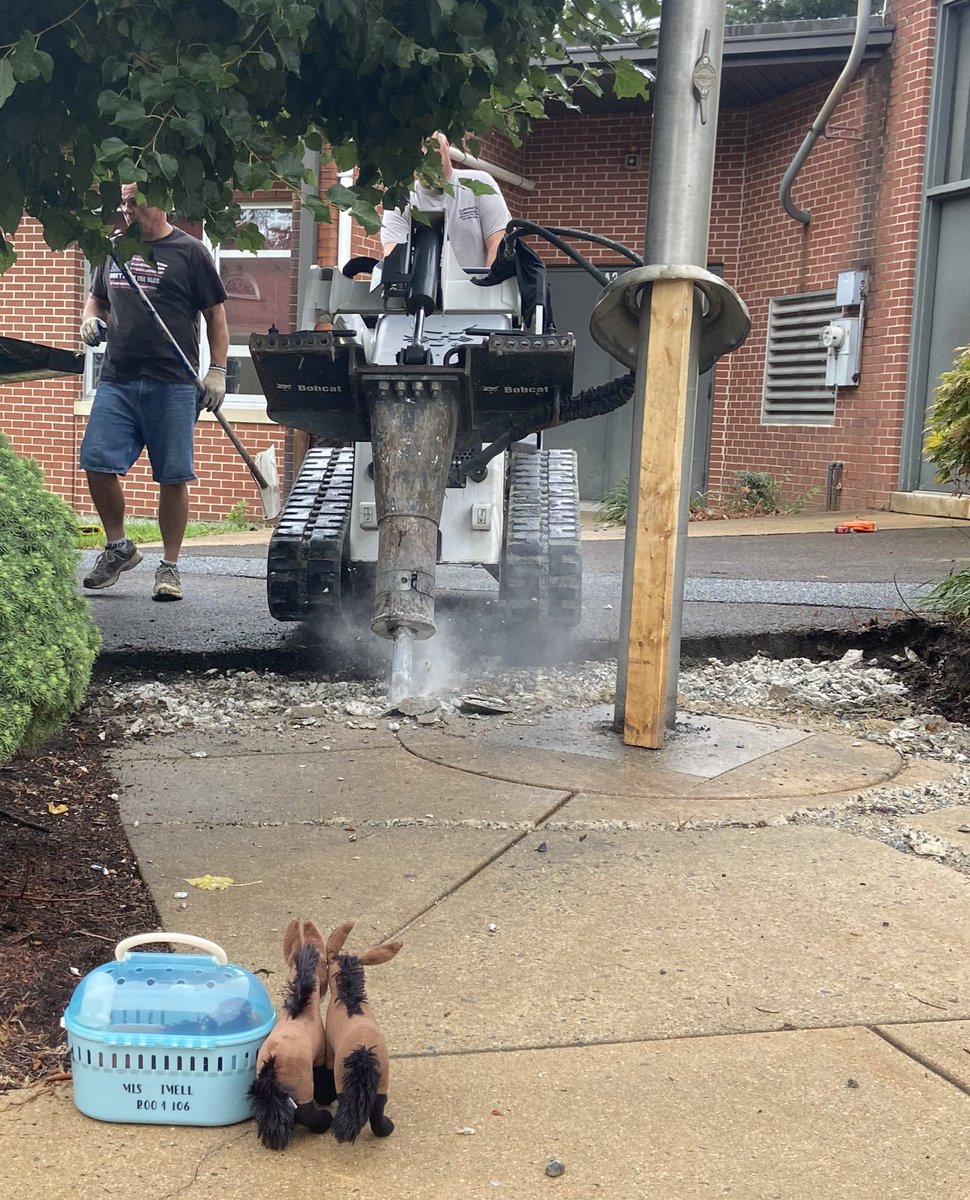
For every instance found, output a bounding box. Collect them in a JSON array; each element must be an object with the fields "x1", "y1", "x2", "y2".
[{"x1": 368, "y1": 380, "x2": 458, "y2": 705}]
